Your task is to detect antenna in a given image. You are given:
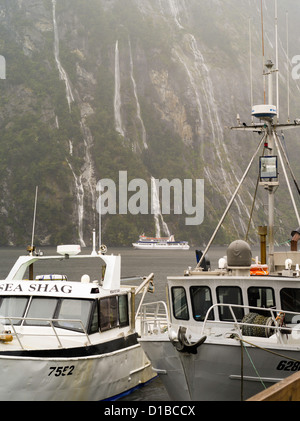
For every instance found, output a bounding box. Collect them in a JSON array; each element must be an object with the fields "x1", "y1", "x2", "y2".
[
  {"x1": 30, "y1": 186, "x2": 38, "y2": 255},
  {"x1": 98, "y1": 182, "x2": 102, "y2": 251},
  {"x1": 286, "y1": 10, "x2": 290, "y2": 122},
  {"x1": 261, "y1": 0, "x2": 266, "y2": 104},
  {"x1": 275, "y1": 0, "x2": 279, "y2": 121},
  {"x1": 249, "y1": 18, "x2": 254, "y2": 124}
]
